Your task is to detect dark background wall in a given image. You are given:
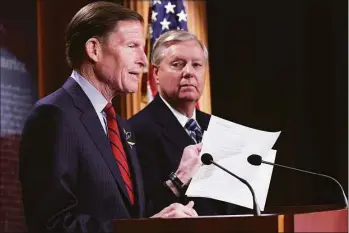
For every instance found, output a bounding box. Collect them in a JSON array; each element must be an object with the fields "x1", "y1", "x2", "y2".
[
  {"x1": 207, "y1": 0, "x2": 348, "y2": 207},
  {"x1": 1, "y1": 0, "x2": 38, "y2": 231}
]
